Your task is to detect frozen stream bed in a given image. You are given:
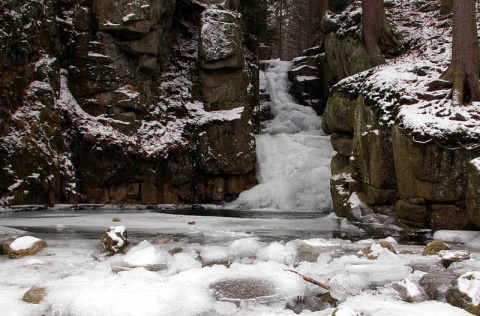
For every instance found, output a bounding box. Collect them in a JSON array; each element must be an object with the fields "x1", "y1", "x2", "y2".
[{"x1": 1, "y1": 209, "x2": 480, "y2": 315}]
